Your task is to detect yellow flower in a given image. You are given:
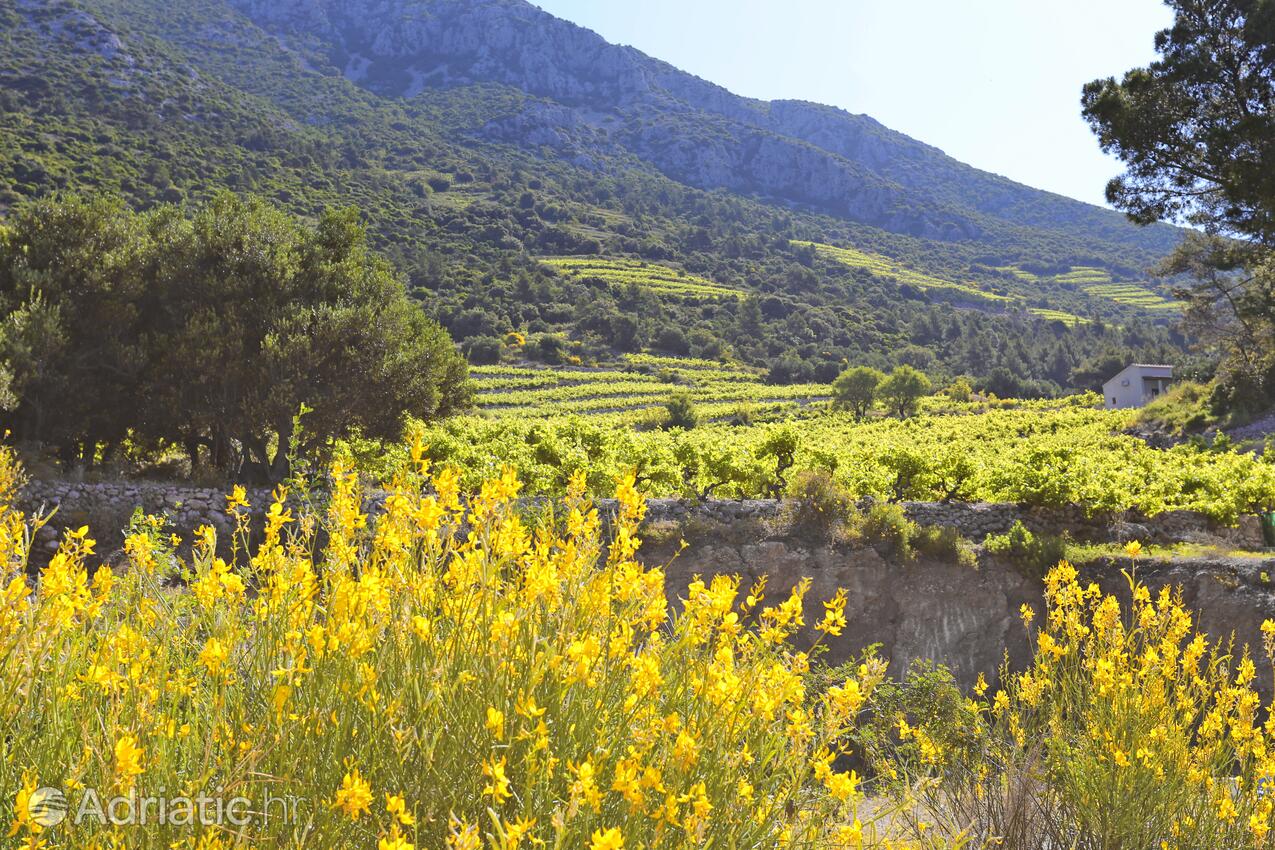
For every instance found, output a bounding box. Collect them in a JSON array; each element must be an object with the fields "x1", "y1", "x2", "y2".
[
  {"x1": 1124, "y1": 540, "x2": 1143, "y2": 558},
  {"x1": 333, "y1": 768, "x2": 373, "y2": 820},
  {"x1": 9, "y1": 773, "x2": 43, "y2": 836},
  {"x1": 226, "y1": 485, "x2": 251, "y2": 511},
  {"x1": 816, "y1": 589, "x2": 848, "y2": 637},
  {"x1": 1019, "y1": 603, "x2": 1034, "y2": 626},
  {"x1": 379, "y1": 829, "x2": 415, "y2": 850},
  {"x1": 483, "y1": 756, "x2": 512, "y2": 803},
  {"x1": 1251, "y1": 812, "x2": 1270, "y2": 842},
  {"x1": 837, "y1": 818, "x2": 864, "y2": 848},
  {"x1": 485, "y1": 706, "x2": 505, "y2": 740},
  {"x1": 673, "y1": 729, "x2": 700, "y2": 770},
  {"x1": 386, "y1": 793, "x2": 416, "y2": 826},
  {"x1": 824, "y1": 769, "x2": 860, "y2": 802},
  {"x1": 589, "y1": 827, "x2": 624, "y2": 850},
  {"x1": 198, "y1": 636, "x2": 230, "y2": 679},
  {"x1": 114, "y1": 735, "x2": 145, "y2": 787}
]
